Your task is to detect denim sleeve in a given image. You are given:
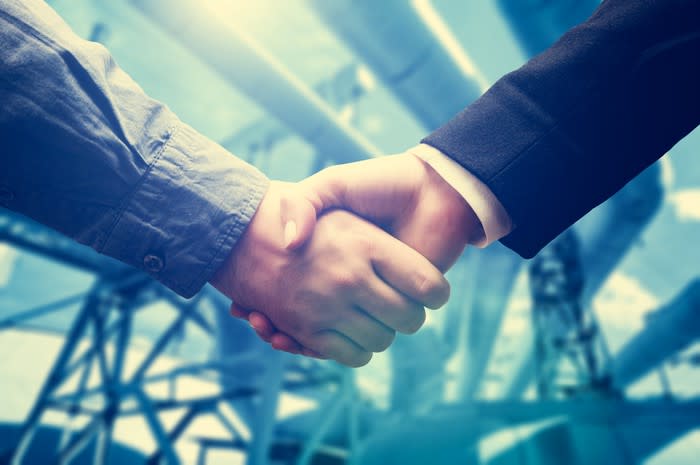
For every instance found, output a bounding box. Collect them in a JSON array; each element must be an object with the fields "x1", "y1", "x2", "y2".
[{"x1": 0, "y1": 0, "x2": 269, "y2": 297}]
